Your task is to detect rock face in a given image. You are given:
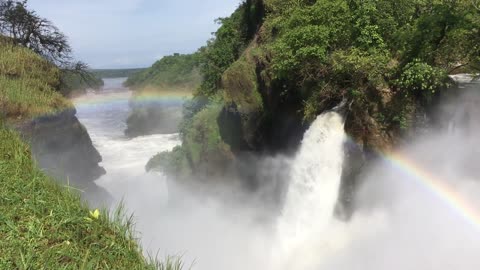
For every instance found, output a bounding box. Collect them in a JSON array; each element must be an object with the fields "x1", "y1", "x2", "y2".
[
  {"x1": 151, "y1": 1, "x2": 480, "y2": 219},
  {"x1": 124, "y1": 104, "x2": 183, "y2": 138},
  {"x1": 219, "y1": 46, "x2": 310, "y2": 156},
  {"x1": 17, "y1": 109, "x2": 106, "y2": 191}
]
